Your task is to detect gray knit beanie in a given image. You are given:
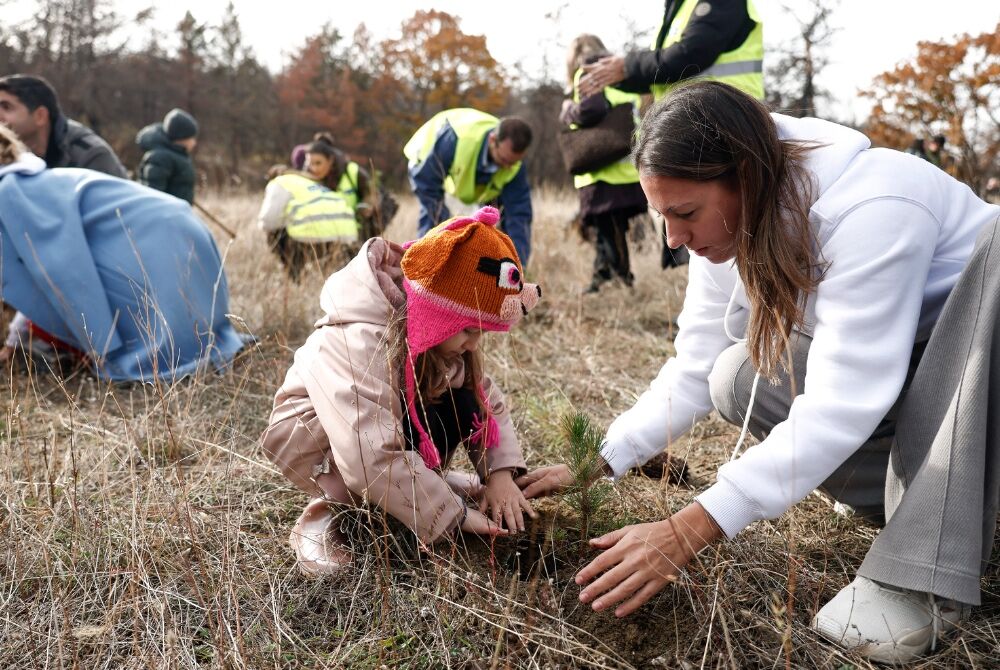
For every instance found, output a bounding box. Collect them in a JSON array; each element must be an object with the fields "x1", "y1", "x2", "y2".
[{"x1": 163, "y1": 108, "x2": 199, "y2": 141}]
